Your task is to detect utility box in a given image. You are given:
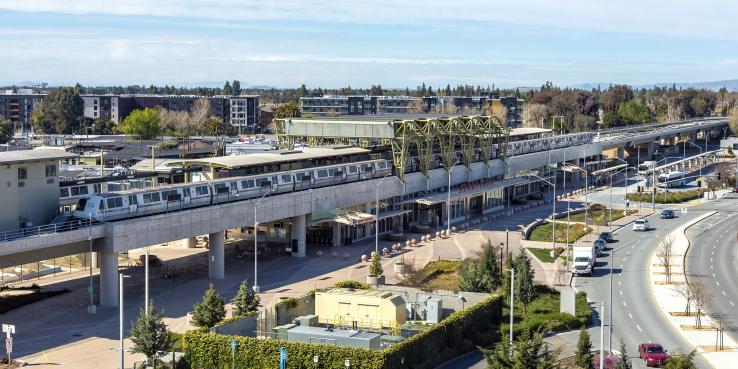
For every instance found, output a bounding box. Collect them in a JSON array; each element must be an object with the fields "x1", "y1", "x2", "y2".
[
  {"x1": 286, "y1": 325, "x2": 380, "y2": 349},
  {"x1": 272, "y1": 323, "x2": 296, "y2": 340},
  {"x1": 315, "y1": 288, "x2": 406, "y2": 328},
  {"x1": 293, "y1": 314, "x2": 319, "y2": 327},
  {"x1": 380, "y1": 335, "x2": 405, "y2": 348},
  {"x1": 424, "y1": 298, "x2": 442, "y2": 324}
]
